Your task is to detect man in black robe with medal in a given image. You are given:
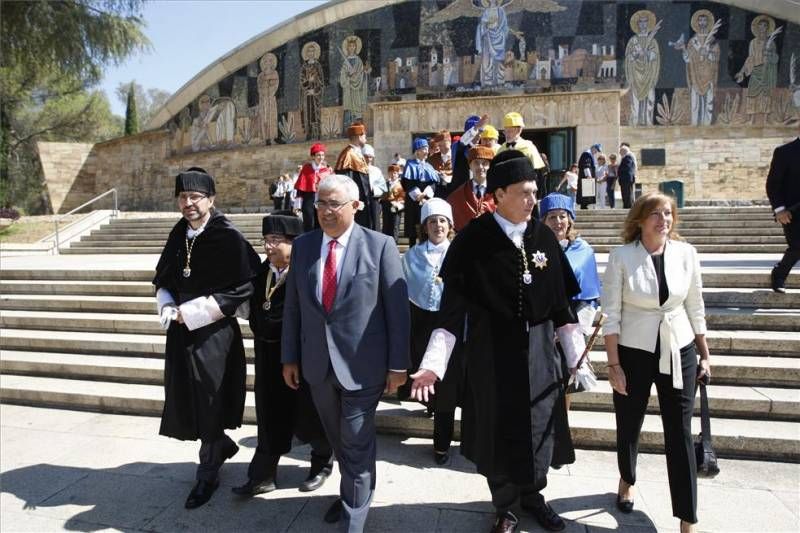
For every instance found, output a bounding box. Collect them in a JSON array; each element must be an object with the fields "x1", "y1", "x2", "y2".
[
  {"x1": 233, "y1": 211, "x2": 333, "y2": 496},
  {"x1": 153, "y1": 168, "x2": 261, "y2": 509},
  {"x1": 410, "y1": 151, "x2": 587, "y2": 533}
]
